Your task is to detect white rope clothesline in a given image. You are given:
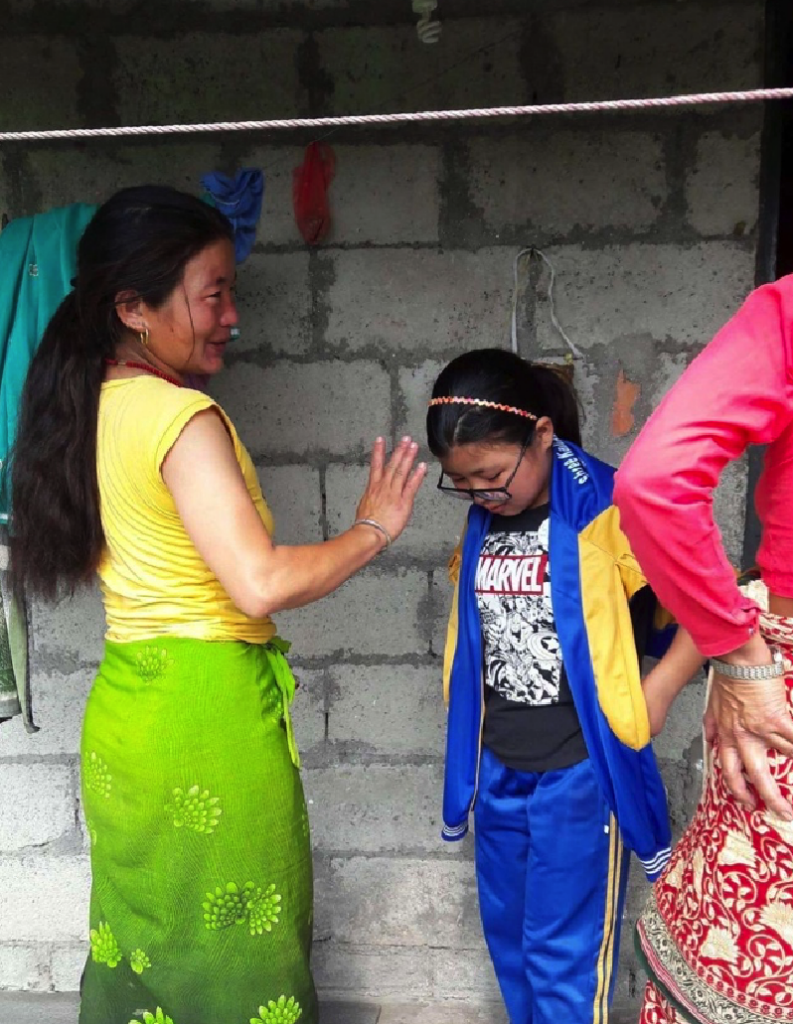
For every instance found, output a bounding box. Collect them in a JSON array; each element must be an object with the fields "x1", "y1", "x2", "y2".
[{"x1": 1, "y1": 87, "x2": 793, "y2": 143}]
